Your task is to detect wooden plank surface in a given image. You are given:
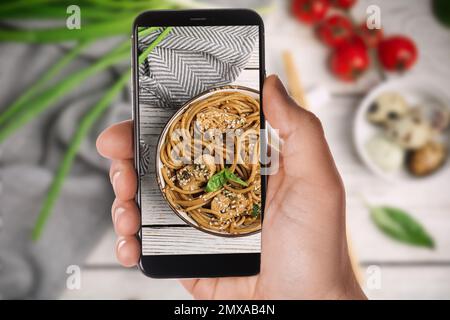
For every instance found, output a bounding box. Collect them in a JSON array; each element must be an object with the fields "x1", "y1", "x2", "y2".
[
  {"x1": 142, "y1": 228, "x2": 260, "y2": 255},
  {"x1": 141, "y1": 173, "x2": 183, "y2": 225}
]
